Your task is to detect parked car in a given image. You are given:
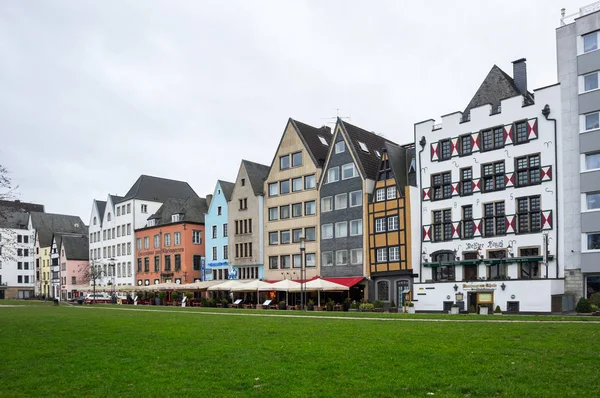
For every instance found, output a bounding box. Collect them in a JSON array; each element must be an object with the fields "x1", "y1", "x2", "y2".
[{"x1": 84, "y1": 293, "x2": 112, "y2": 304}]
